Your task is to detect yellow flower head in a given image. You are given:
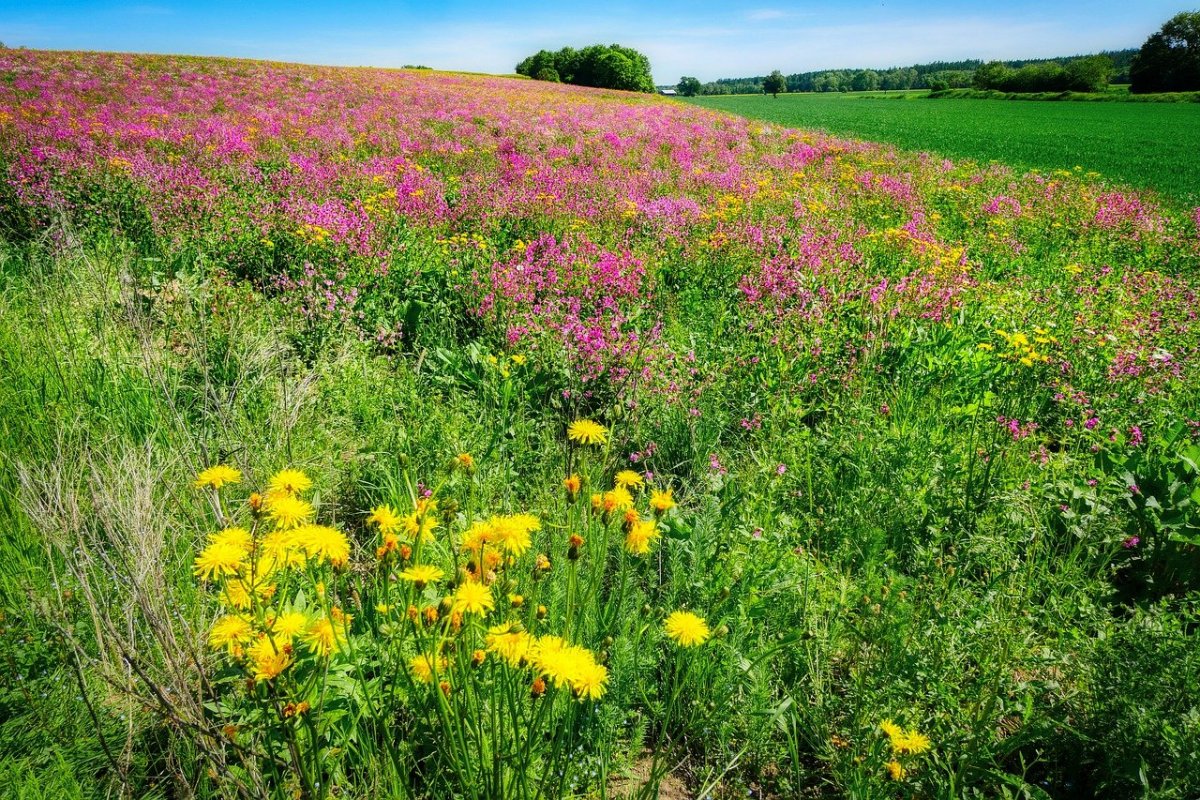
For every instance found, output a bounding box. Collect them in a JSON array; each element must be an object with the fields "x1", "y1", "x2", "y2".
[
  {"x1": 491, "y1": 513, "x2": 540, "y2": 556},
  {"x1": 452, "y1": 580, "x2": 495, "y2": 616},
  {"x1": 891, "y1": 729, "x2": 932, "y2": 755},
  {"x1": 265, "y1": 492, "x2": 314, "y2": 530},
  {"x1": 266, "y1": 611, "x2": 309, "y2": 642},
  {"x1": 885, "y1": 760, "x2": 907, "y2": 781},
  {"x1": 624, "y1": 519, "x2": 660, "y2": 556},
  {"x1": 268, "y1": 469, "x2": 312, "y2": 496},
  {"x1": 563, "y1": 474, "x2": 581, "y2": 496},
  {"x1": 455, "y1": 452, "x2": 476, "y2": 472},
  {"x1": 614, "y1": 470, "x2": 644, "y2": 490},
  {"x1": 486, "y1": 622, "x2": 533, "y2": 667},
  {"x1": 194, "y1": 541, "x2": 248, "y2": 581},
  {"x1": 303, "y1": 616, "x2": 345, "y2": 657},
  {"x1": 567, "y1": 419, "x2": 608, "y2": 446},
  {"x1": 194, "y1": 465, "x2": 242, "y2": 490},
  {"x1": 207, "y1": 526, "x2": 252, "y2": 551},
  {"x1": 293, "y1": 524, "x2": 350, "y2": 567},
  {"x1": 208, "y1": 615, "x2": 254, "y2": 653},
  {"x1": 602, "y1": 487, "x2": 634, "y2": 514},
  {"x1": 649, "y1": 488, "x2": 676, "y2": 515},
  {"x1": 247, "y1": 636, "x2": 292, "y2": 681},
  {"x1": 879, "y1": 719, "x2": 904, "y2": 740},
  {"x1": 410, "y1": 653, "x2": 446, "y2": 683},
  {"x1": 664, "y1": 610, "x2": 710, "y2": 647},
  {"x1": 260, "y1": 529, "x2": 306, "y2": 570},
  {"x1": 368, "y1": 504, "x2": 403, "y2": 536},
  {"x1": 573, "y1": 660, "x2": 608, "y2": 701},
  {"x1": 399, "y1": 564, "x2": 445, "y2": 587}
]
